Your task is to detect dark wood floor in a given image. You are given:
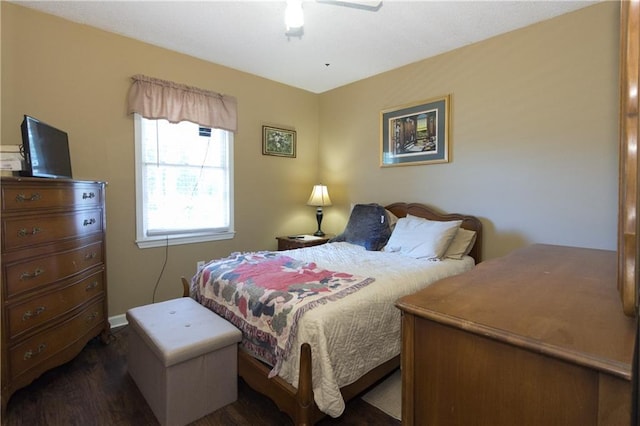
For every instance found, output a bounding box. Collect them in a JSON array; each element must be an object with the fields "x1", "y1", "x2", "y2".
[{"x1": 2, "y1": 326, "x2": 400, "y2": 425}]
